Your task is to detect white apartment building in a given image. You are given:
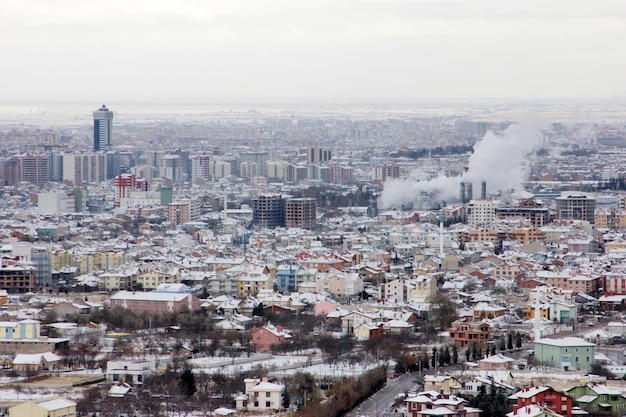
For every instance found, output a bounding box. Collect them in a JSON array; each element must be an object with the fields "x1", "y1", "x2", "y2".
[{"x1": 467, "y1": 199, "x2": 499, "y2": 227}]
